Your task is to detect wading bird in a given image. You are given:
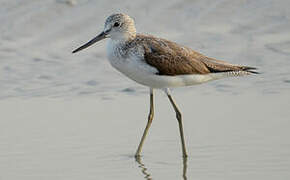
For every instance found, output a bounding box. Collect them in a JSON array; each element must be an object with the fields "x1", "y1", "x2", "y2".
[{"x1": 72, "y1": 13, "x2": 257, "y2": 157}]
